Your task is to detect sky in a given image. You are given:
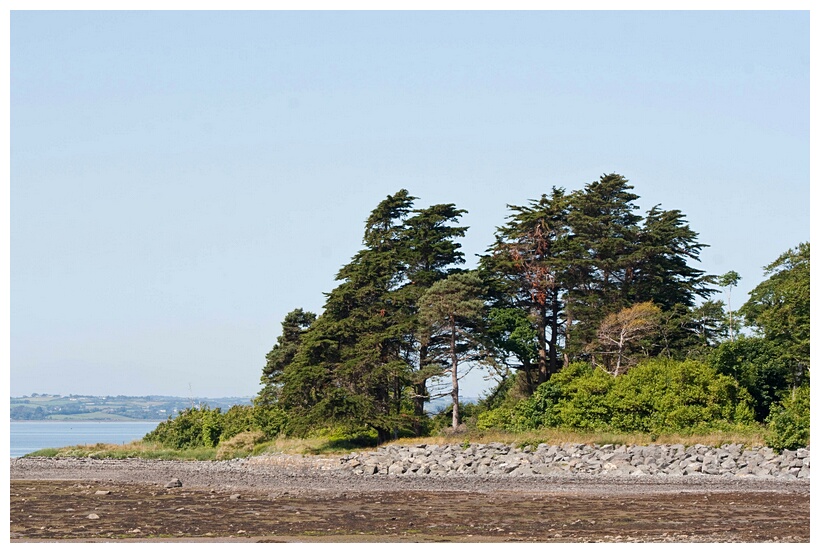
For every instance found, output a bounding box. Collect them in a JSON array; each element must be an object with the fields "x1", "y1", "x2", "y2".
[{"x1": 6, "y1": 6, "x2": 812, "y2": 400}]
